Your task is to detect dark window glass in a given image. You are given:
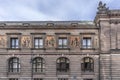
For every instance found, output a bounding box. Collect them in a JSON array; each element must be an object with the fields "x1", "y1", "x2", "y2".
[
  {"x1": 81, "y1": 57, "x2": 94, "y2": 72},
  {"x1": 57, "y1": 57, "x2": 69, "y2": 72},
  {"x1": 8, "y1": 57, "x2": 20, "y2": 72},
  {"x1": 34, "y1": 38, "x2": 43, "y2": 48},
  {"x1": 10, "y1": 38, "x2": 19, "y2": 48},
  {"x1": 9, "y1": 78, "x2": 18, "y2": 80},
  {"x1": 84, "y1": 79, "x2": 92, "y2": 80},
  {"x1": 58, "y1": 78, "x2": 68, "y2": 80},
  {"x1": 34, "y1": 78, "x2": 43, "y2": 80},
  {"x1": 33, "y1": 57, "x2": 45, "y2": 73},
  {"x1": 58, "y1": 37, "x2": 68, "y2": 48},
  {"x1": 82, "y1": 37, "x2": 92, "y2": 48}
]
